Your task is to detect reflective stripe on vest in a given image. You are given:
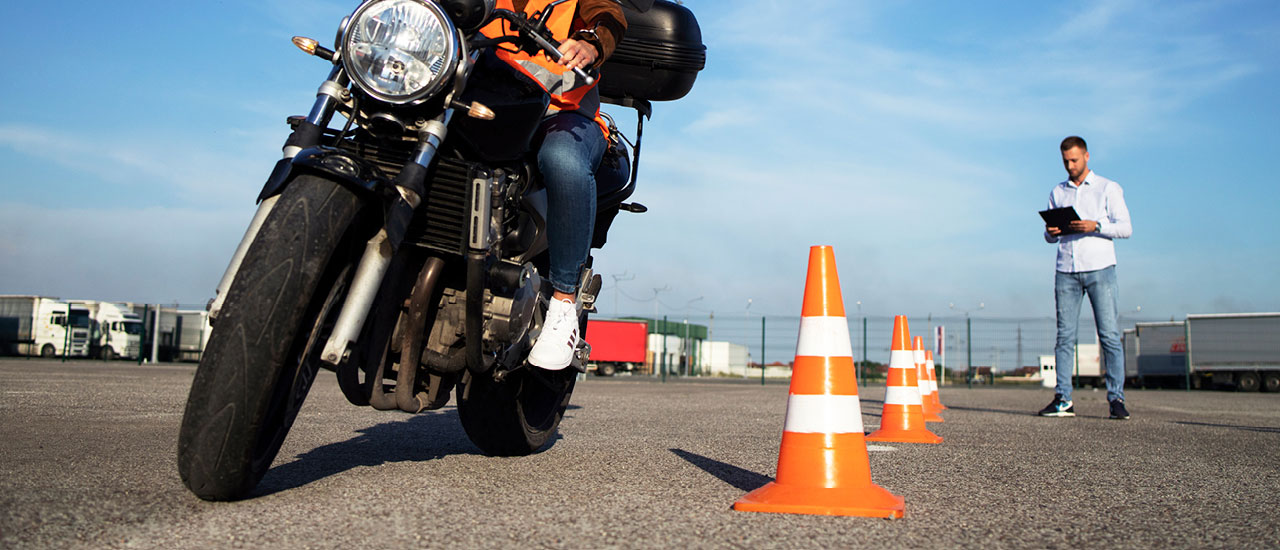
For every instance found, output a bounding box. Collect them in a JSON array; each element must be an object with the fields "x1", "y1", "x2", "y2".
[{"x1": 481, "y1": 0, "x2": 596, "y2": 113}]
